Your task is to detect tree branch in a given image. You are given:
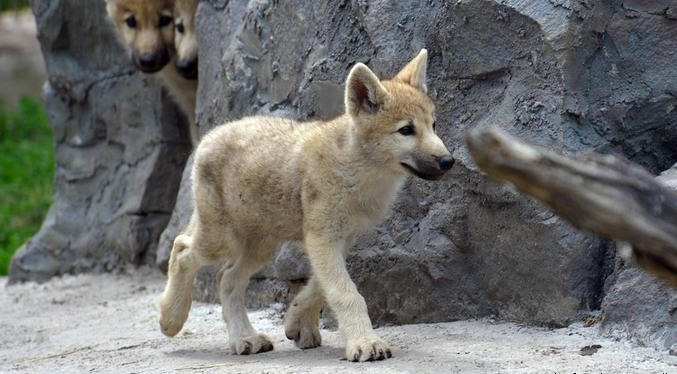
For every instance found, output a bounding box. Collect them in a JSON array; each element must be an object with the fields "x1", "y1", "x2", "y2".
[{"x1": 466, "y1": 126, "x2": 677, "y2": 286}]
